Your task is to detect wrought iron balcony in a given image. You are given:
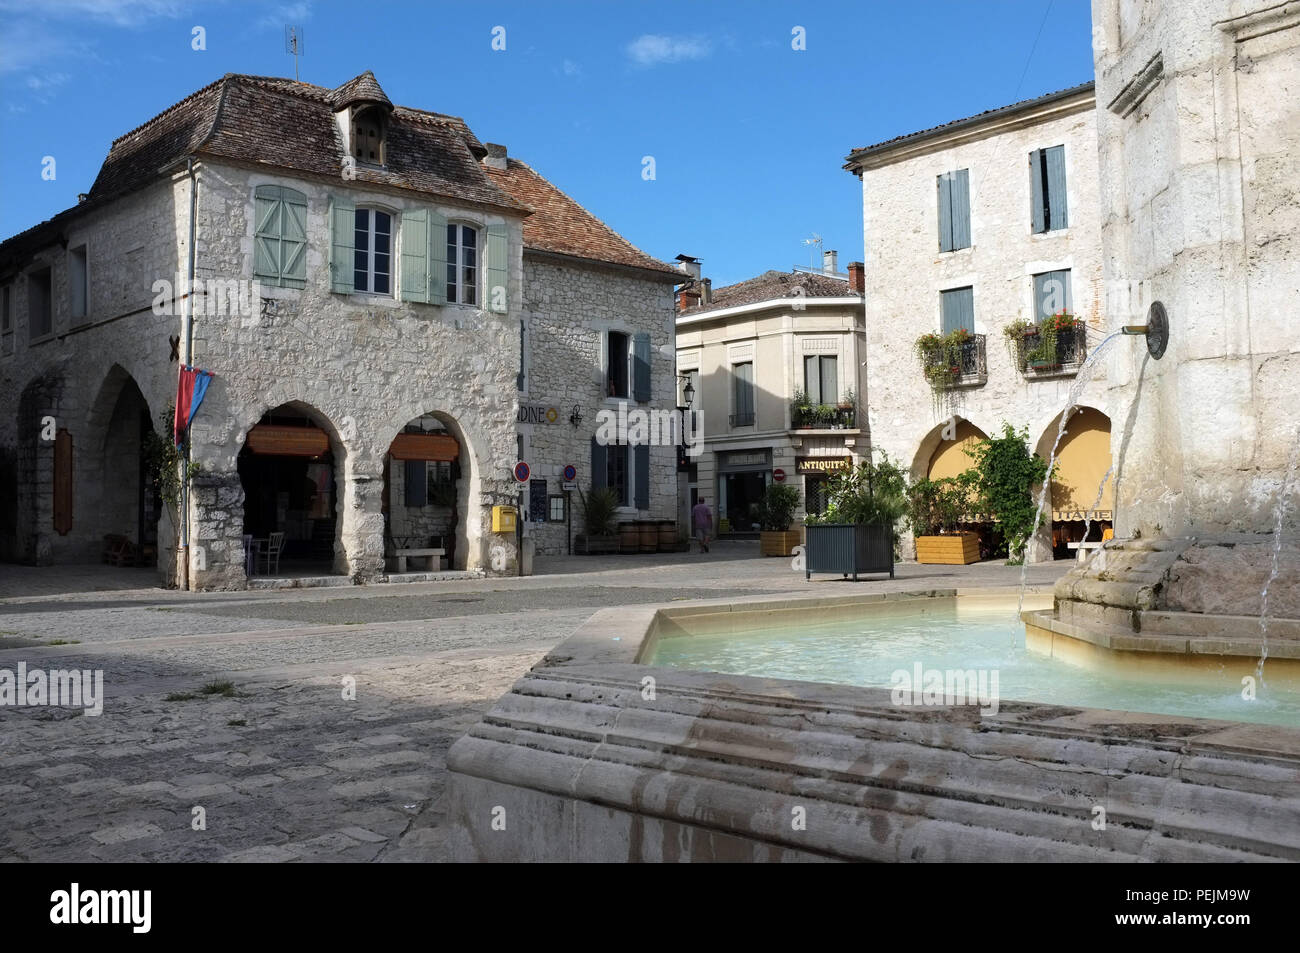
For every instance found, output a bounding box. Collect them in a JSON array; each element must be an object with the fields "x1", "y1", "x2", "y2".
[
  {"x1": 790, "y1": 405, "x2": 857, "y2": 429},
  {"x1": 1016, "y1": 321, "x2": 1087, "y2": 375},
  {"x1": 920, "y1": 333, "x2": 987, "y2": 389}
]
